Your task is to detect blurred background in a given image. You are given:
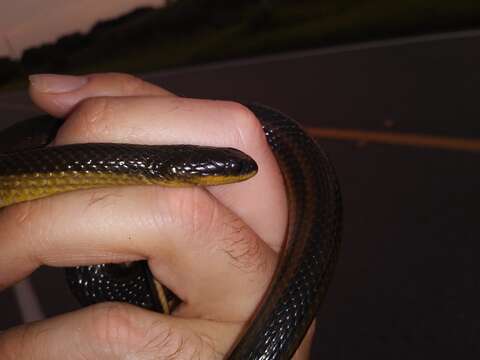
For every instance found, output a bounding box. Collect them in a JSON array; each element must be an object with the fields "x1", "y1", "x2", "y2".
[
  {"x1": 1, "y1": 1, "x2": 479, "y2": 359},
  {"x1": 2, "y1": 0, "x2": 480, "y2": 89}
]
